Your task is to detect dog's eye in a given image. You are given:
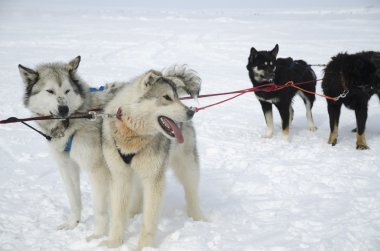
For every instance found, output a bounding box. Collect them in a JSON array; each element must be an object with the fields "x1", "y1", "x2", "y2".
[
  {"x1": 265, "y1": 62, "x2": 268, "y2": 65},
  {"x1": 65, "y1": 89, "x2": 70, "y2": 94},
  {"x1": 270, "y1": 62, "x2": 273, "y2": 65},
  {"x1": 163, "y1": 95, "x2": 172, "y2": 101},
  {"x1": 46, "y1": 89, "x2": 55, "y2": 94}
]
